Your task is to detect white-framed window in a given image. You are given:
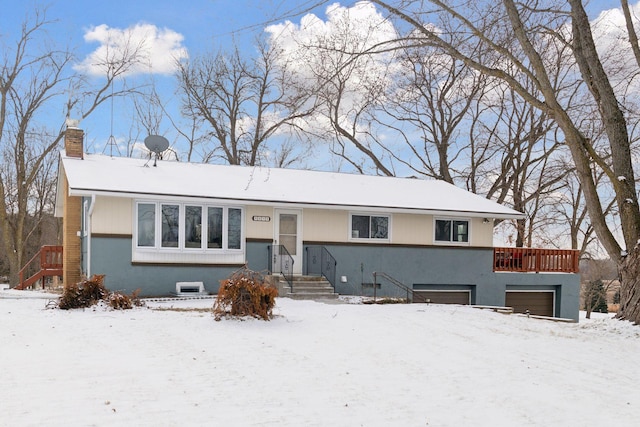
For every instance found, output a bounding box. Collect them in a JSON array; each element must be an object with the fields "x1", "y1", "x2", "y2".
[
  {"x1": 184, "y1": 205, "x2": 203, "y2": 248},
  {"x1": 161, "y1": 203, "x2": 180, "y2": 248},
  {"x1": 137, "y1": 202, "x2": 156, "y2": 247},
  {"x1": 350, "y1": 213, "x2": 390, "y2": 240},
  {"x1": 135, "y1": 201, "x2": 243, "y2": 251},
  {"x1": 434, "y1": 218, "x2": 469, "y2": 244}
]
